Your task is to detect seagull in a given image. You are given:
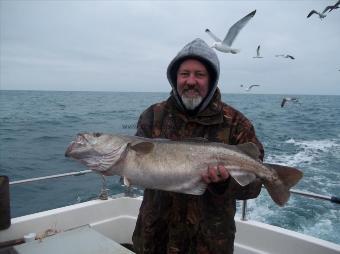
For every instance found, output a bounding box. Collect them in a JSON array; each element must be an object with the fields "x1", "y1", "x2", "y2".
[
  {"x1": 323, "y1": 0, "x2": 340, "y2": 12},
  {"x1": 205, "y1": 10, "x2": 256, "y2": 54},
  {"x1": 281, "y1": 97, "x2": 300, "y2": 108},
  {"x1": 241, "y1": 84, "x2": 260, "y2": 92},
  {"x1": 253, "y1": 45, "x2": 263, "y2": 58},
  {"x1": 275, "y1": 54, "x2": 295, "y2": 60},
  {"x1": 307, "y1": 9, "x2": 327, "y2": 19}
]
